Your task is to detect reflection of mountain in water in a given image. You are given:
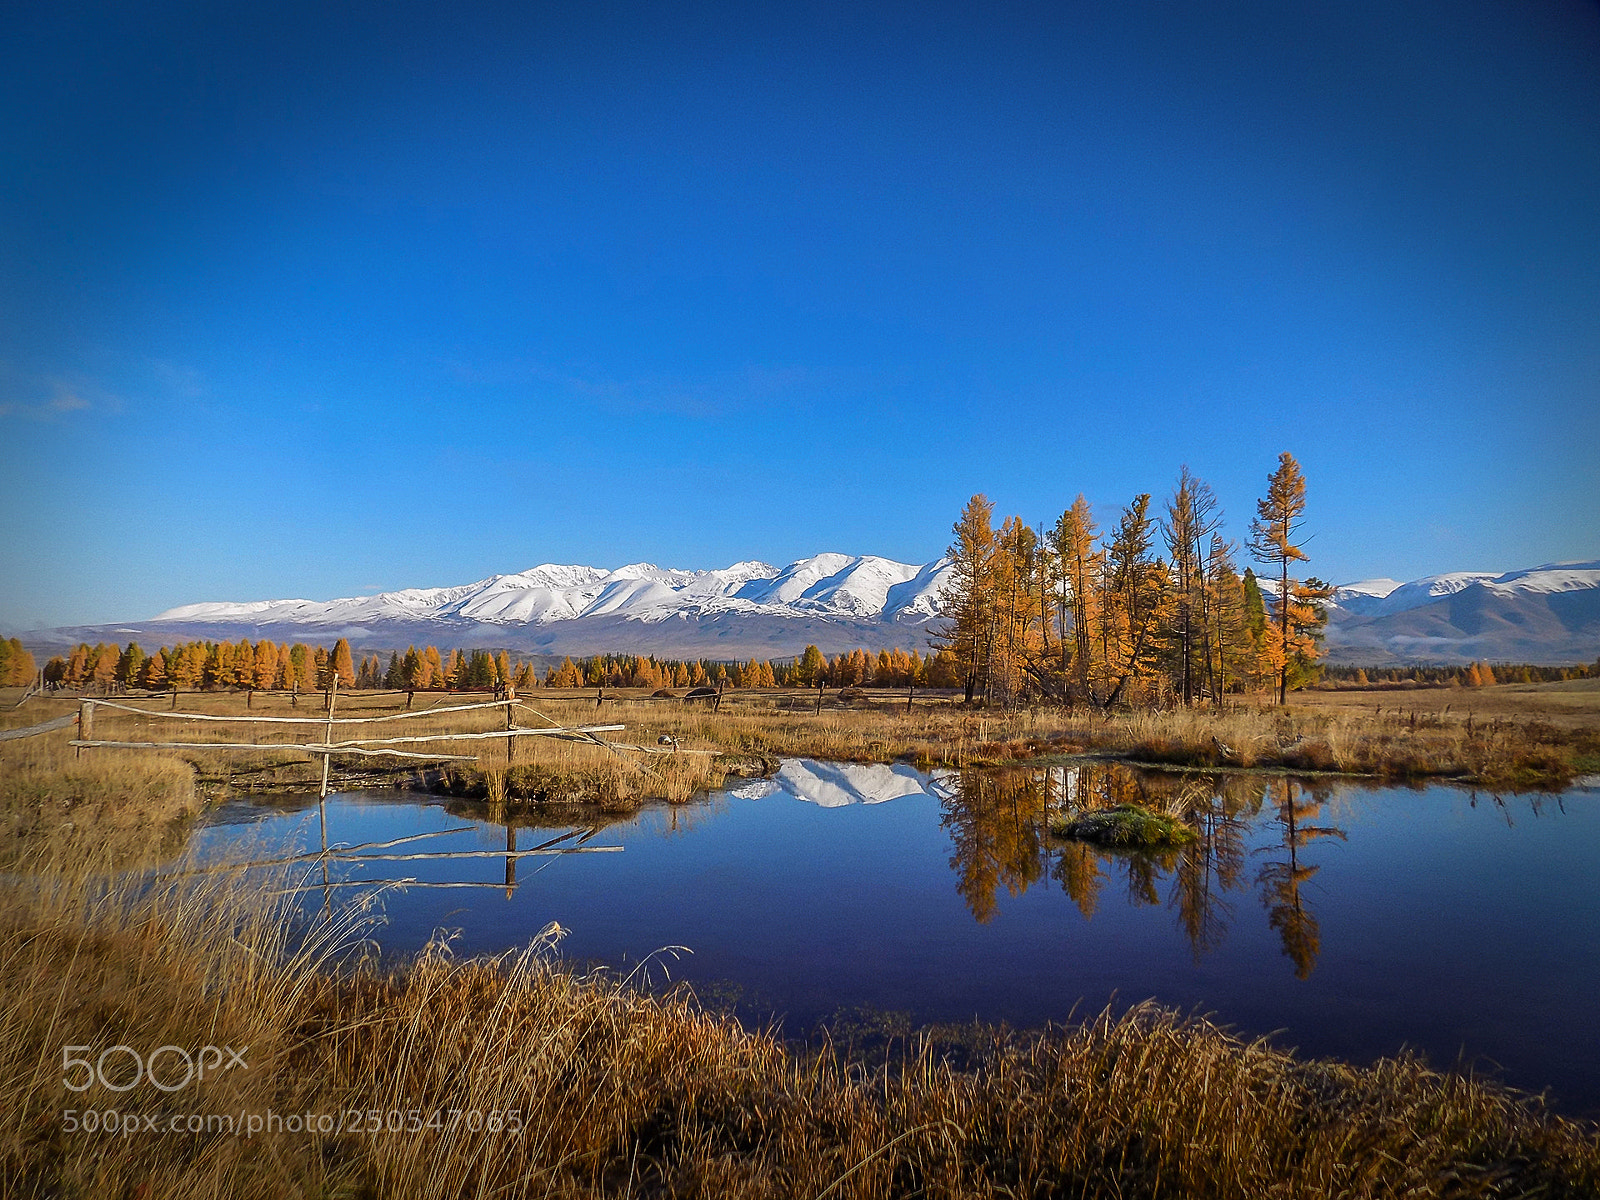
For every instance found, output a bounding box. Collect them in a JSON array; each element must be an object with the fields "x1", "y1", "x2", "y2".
[
  {"x1": 727, "y1": 758, "x2": 1353, "y2": 977},
  {"x1": 728, "y1": 759, "x2": 938, "y2": 808}
]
